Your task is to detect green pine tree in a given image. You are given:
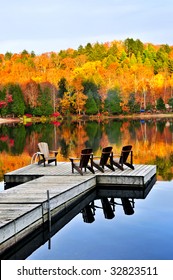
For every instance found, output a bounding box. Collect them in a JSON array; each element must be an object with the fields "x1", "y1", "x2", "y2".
[
  {"x1": 85, "y1": 93, "x2": 98, "y2": 115},
  {"x1": 7, "y1": 84, "x2": 25, "y2": 116}
]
